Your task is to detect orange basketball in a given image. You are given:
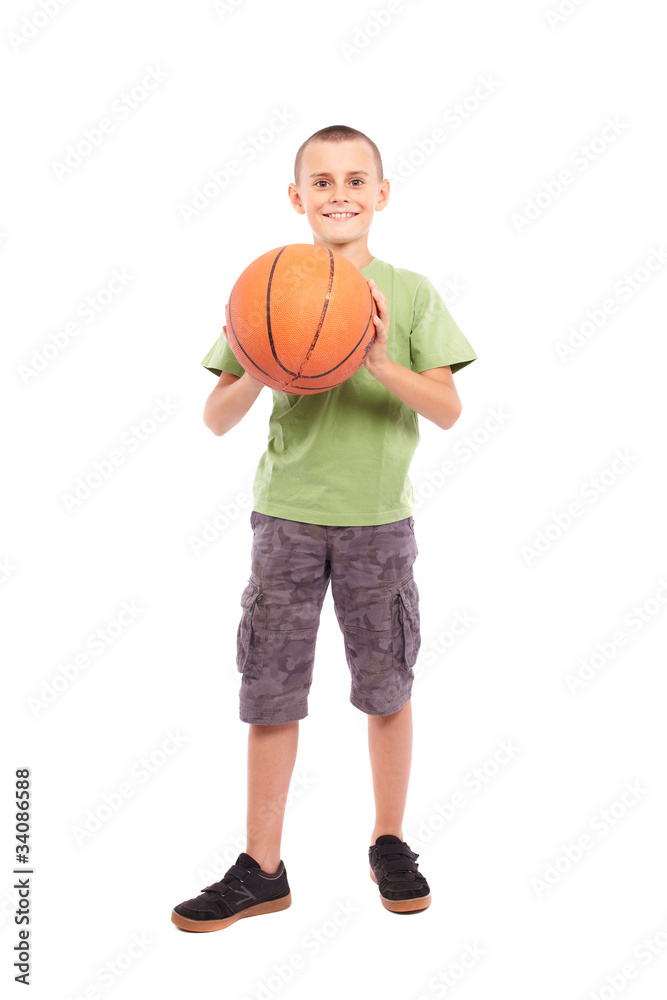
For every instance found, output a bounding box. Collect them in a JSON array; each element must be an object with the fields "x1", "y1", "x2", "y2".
[{"x1": 224, "y1": 243, "x2": 377, "y2": 394}]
